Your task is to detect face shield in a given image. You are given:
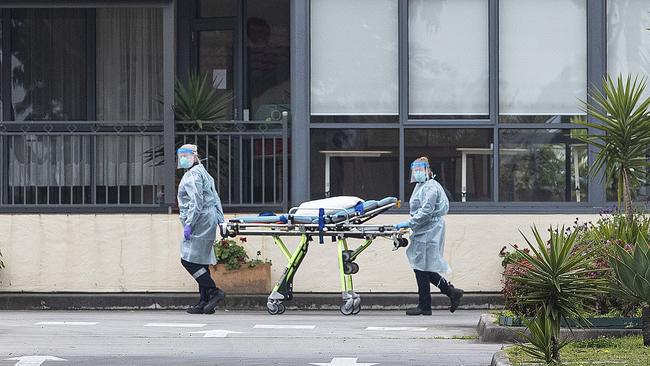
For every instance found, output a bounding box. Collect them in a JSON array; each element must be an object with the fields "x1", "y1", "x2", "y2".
[
  {"x1": 177, "y1": 147, "x2": 196, "y2": 169},
  {"x1": 410, "y1": 161, "x2": 431, "y2": 183}
]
